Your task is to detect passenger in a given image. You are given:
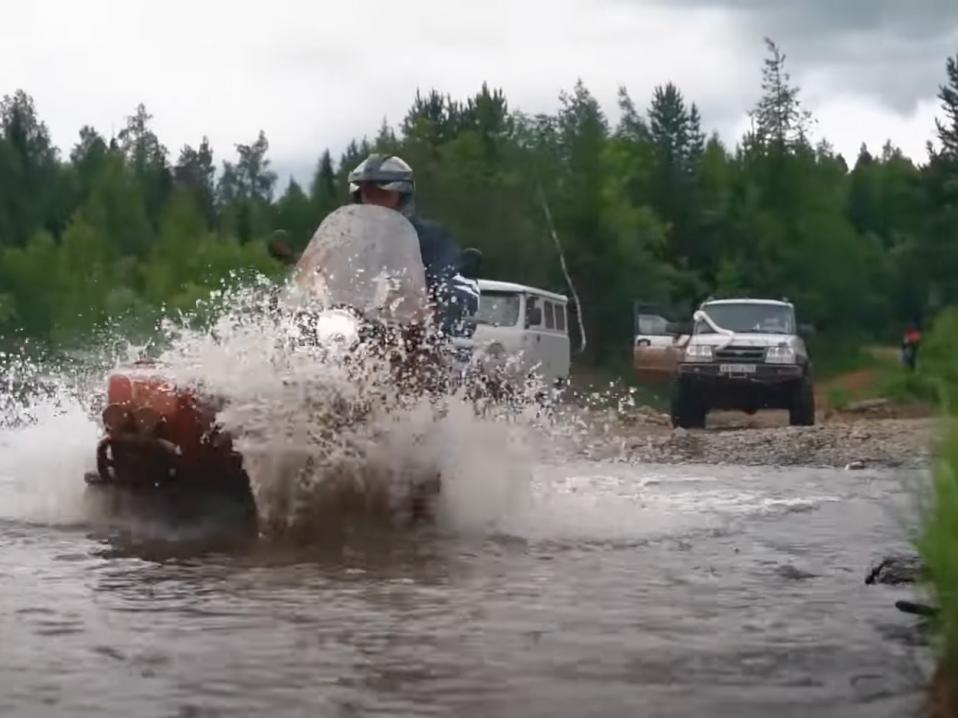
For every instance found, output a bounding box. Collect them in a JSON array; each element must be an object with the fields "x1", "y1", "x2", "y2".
[{"x1": 346, "y1": 154, "x2": 478, "y2": 336}]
